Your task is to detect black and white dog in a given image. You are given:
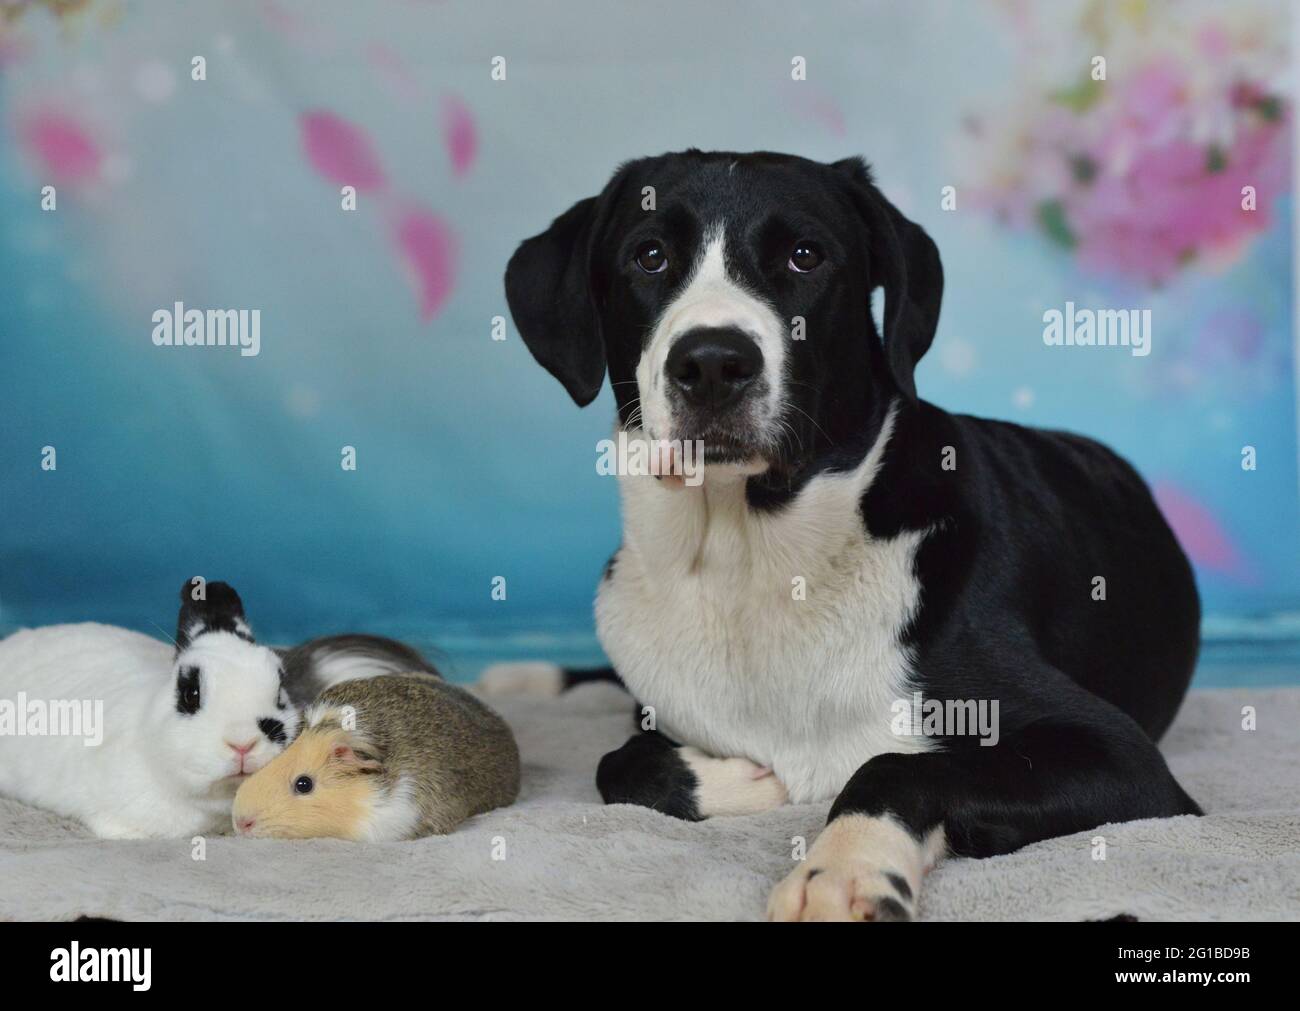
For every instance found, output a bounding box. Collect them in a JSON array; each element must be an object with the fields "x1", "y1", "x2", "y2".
[{"x1": 493, "y1": 150, "x2": 1201, "y2": 921}]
